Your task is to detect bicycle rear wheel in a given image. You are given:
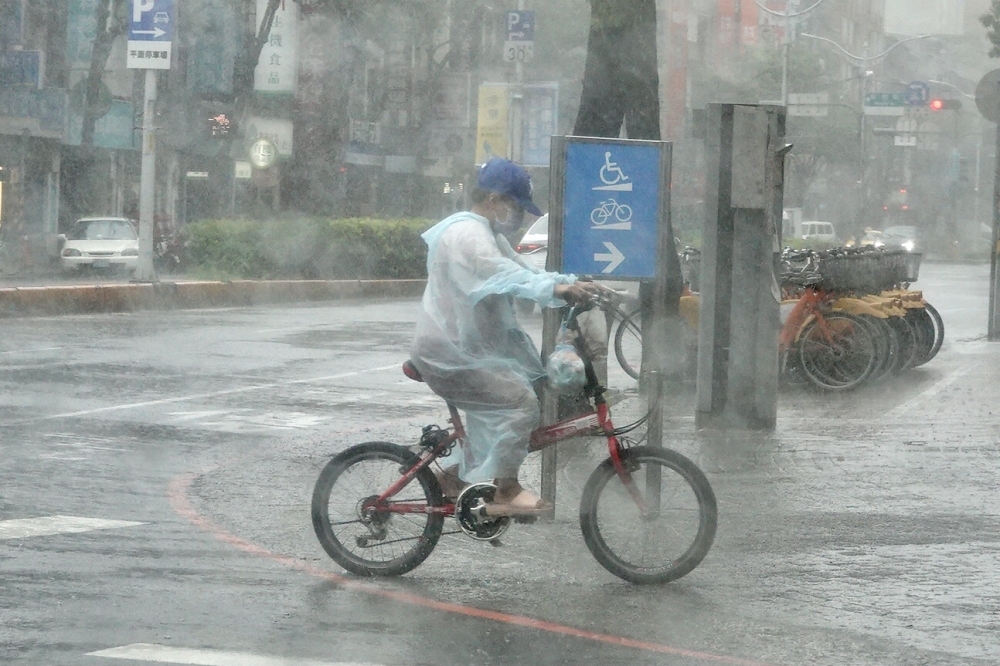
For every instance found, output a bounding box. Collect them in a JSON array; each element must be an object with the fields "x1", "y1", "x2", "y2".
[
  {"x1": 312, "y1": 441, "x2": 444, "y2": 577},
  {"x1": 579, "y1": 446, "x2": 717, "y2": 584}
]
